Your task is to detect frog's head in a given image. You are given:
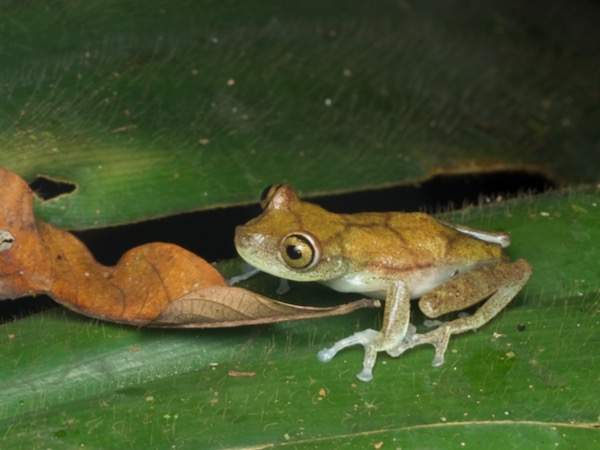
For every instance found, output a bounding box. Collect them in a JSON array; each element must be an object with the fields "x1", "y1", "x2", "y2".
[{"x1": 234, "y1": 184, "x2": 347, "y2": 282}]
